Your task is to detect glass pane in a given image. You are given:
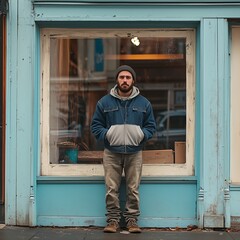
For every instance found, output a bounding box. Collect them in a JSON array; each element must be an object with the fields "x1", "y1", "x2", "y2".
[{"x1": 48, "y1": 33, "x2": 186, "y2": 164}]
